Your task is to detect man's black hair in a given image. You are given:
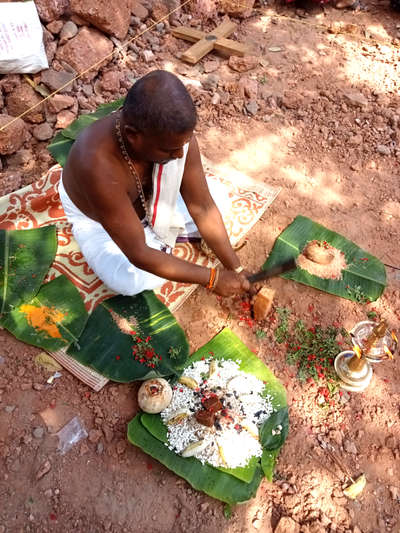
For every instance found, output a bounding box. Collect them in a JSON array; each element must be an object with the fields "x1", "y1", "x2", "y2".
[{"x1": 122, "y1": 70, "x2": 197, "y2": 135}]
